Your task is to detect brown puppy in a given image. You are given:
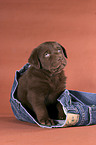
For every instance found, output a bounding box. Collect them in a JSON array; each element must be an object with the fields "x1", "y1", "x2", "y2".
[{"x1": 17, "y1": 41, "x2": 67, "y2": 126}]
